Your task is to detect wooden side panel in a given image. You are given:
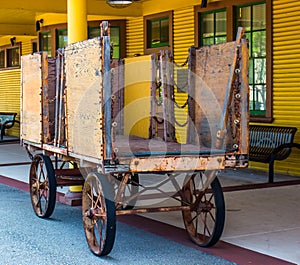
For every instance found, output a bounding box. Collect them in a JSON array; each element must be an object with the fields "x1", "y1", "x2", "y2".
[
  {"x1": 192, "y1": 41, "x2": 237, "y2": 148},
  {"x1": 21, "y1": 53, "x2": 43, "y2": 144},
  {"x1": 64, "y1": 38, "x2": 103, "y2": 160}
]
